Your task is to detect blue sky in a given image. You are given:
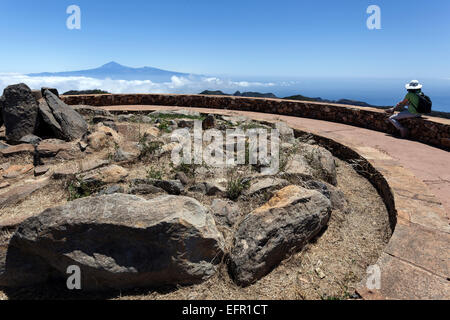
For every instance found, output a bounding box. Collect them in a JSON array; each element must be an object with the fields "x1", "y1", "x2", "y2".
[{"x1": 0, "y1": 0, "x2": 449, "y2": 79}]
